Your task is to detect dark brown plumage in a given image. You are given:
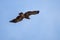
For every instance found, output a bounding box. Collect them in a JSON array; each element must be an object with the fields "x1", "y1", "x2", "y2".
[{"x1": 10, "y1": 10, "x2": 39, "y2": 23}]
